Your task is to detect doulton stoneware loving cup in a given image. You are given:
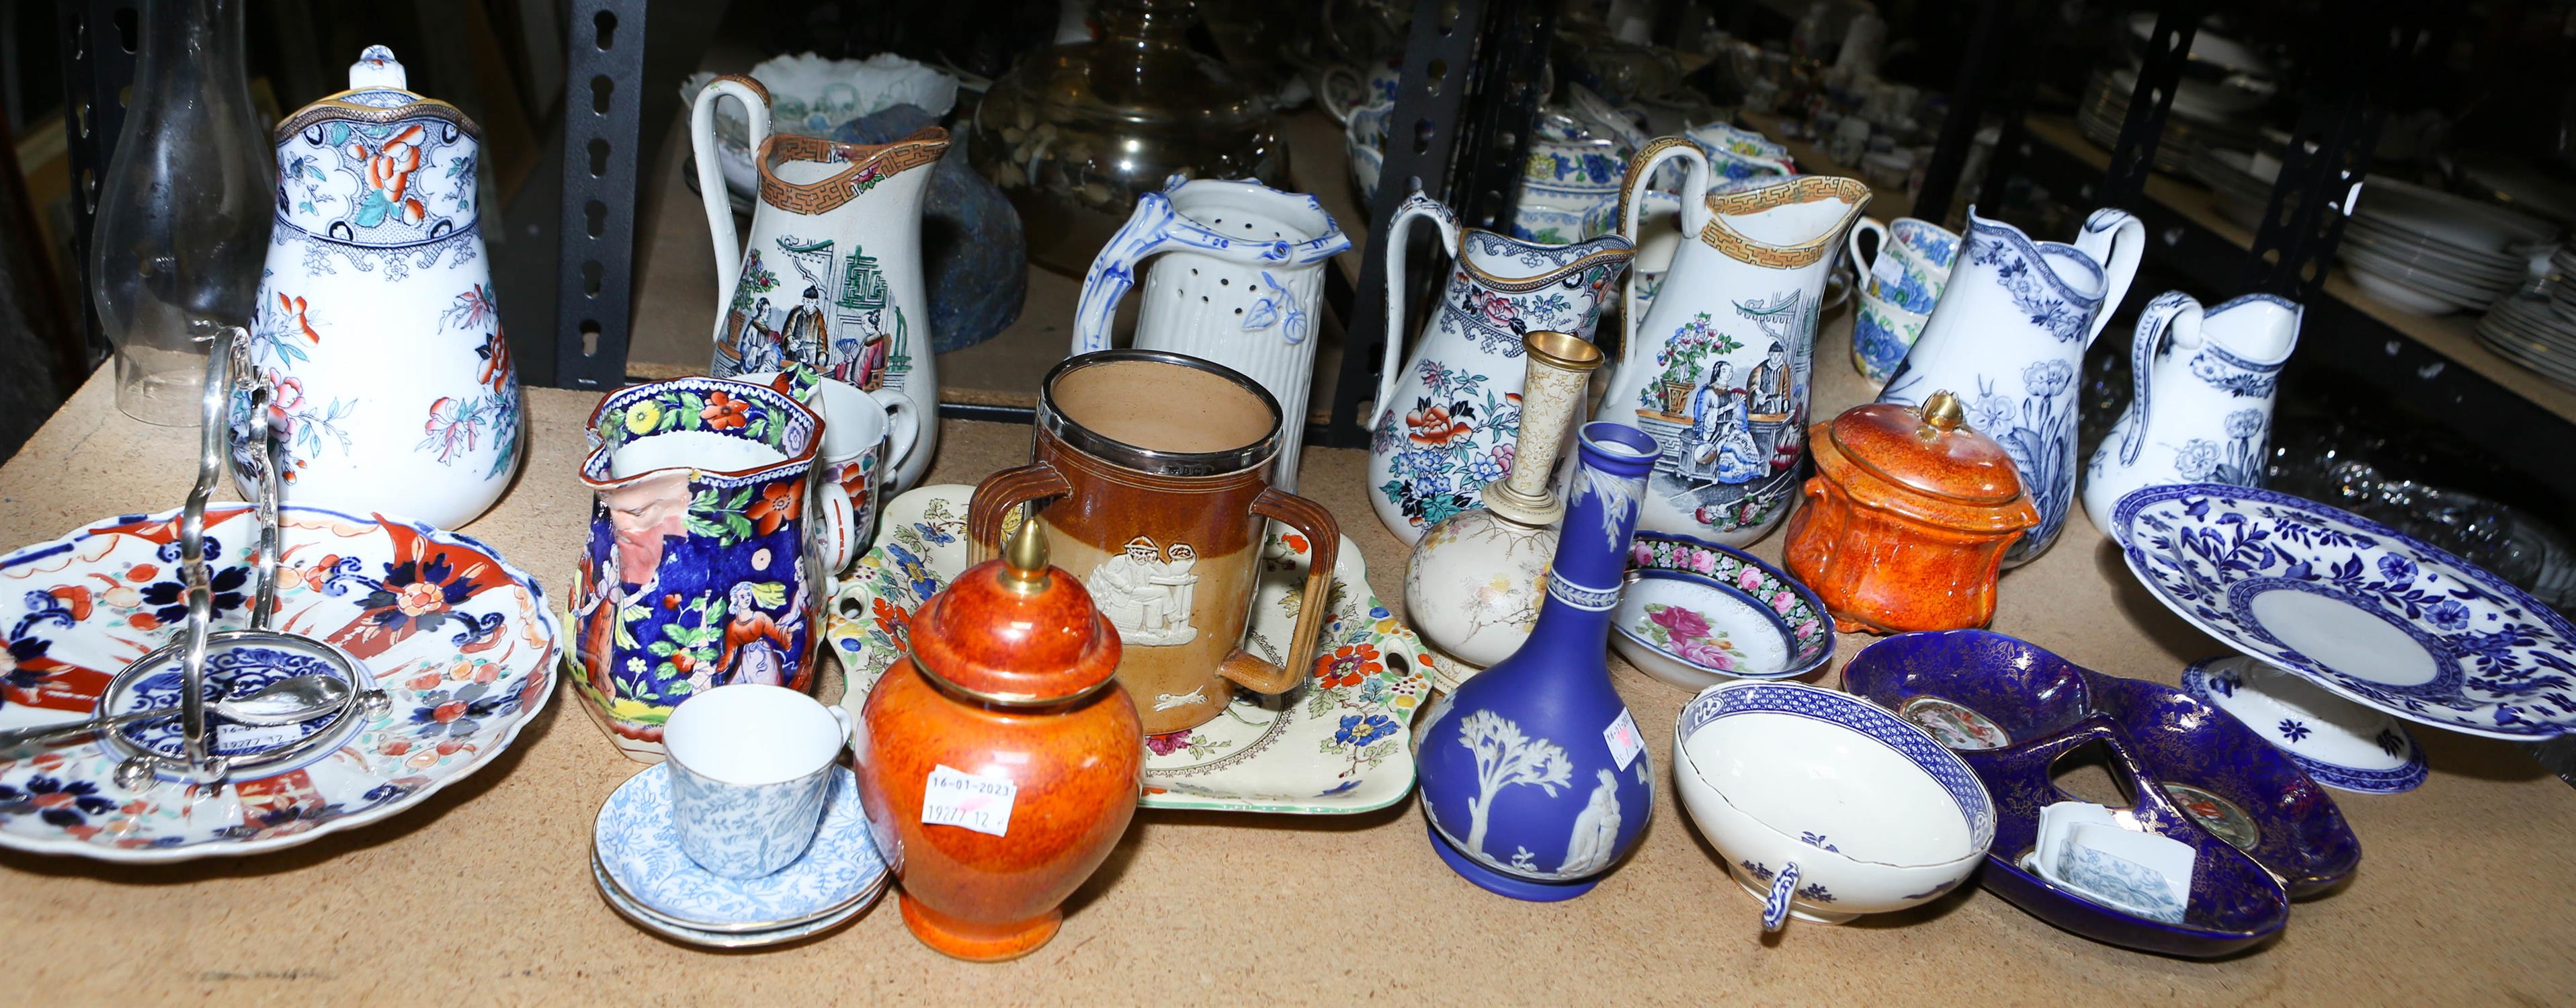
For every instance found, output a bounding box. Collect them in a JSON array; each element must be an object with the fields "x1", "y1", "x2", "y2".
[{"x1": 968, "y1": 351, "x2": 1340, "y2": 734}]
